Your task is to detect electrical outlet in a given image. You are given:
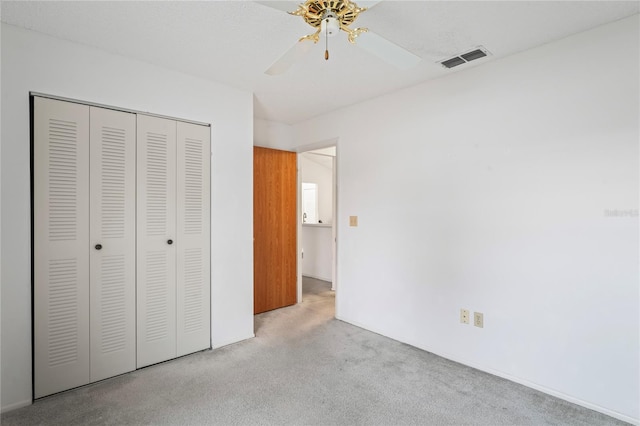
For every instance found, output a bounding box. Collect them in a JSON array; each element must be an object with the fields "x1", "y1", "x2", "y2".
[
  {"x1": 460, "y1": 309, "x2": 469, "y2": 324},
  {"x1": 349, "y1": 216, "x2": 358, "y2": 227},
  {"x1": 474, "y1": 312, "x2": 484, "y2": 328}
]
